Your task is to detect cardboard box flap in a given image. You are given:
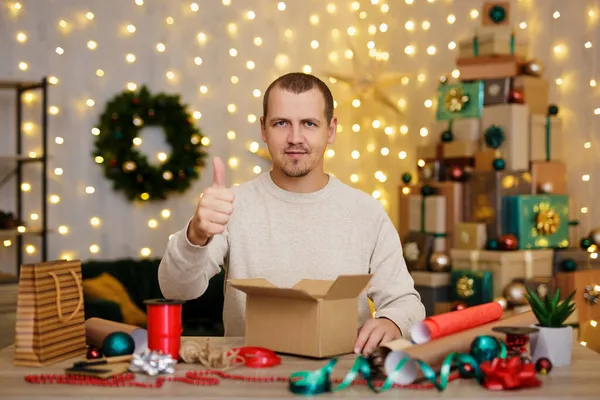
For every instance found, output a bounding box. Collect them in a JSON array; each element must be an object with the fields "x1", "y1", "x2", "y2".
[
  {"x1": 228, "y1": 279, "x2": 319, "y2": 301},
  {"x1": 292, "y1": 279, "x2": 334, "y2": 297},
  {"x1": 323, "y1": 275, "x2": 372, "y2": 300}
]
